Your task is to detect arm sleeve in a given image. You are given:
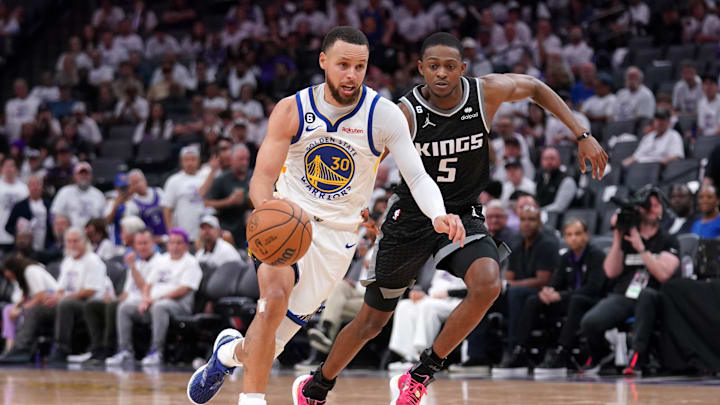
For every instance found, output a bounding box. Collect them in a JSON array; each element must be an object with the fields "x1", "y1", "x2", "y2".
[
  {"x1": 377, "y1": 100, "x2": 446, "y2": 221},
  {"x1": 543, "y1": 176, "x2": 577, "y2": 212}
]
